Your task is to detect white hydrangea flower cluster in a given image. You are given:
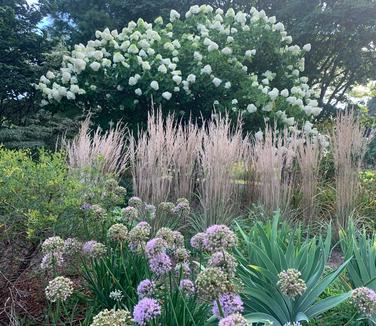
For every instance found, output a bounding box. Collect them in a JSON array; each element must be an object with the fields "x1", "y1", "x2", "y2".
[{"x1": 36, "y1": 5, "x2": 321, "y2": 132}]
